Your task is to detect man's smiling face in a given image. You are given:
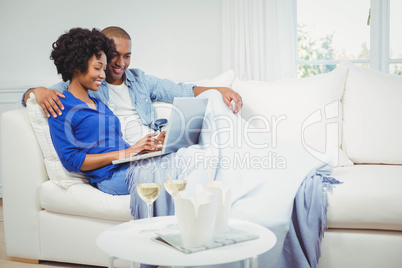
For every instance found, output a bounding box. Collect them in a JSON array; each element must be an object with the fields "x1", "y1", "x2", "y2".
[{"x1": 106, "y1": 37, "x2": 132, "y2": 85}]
